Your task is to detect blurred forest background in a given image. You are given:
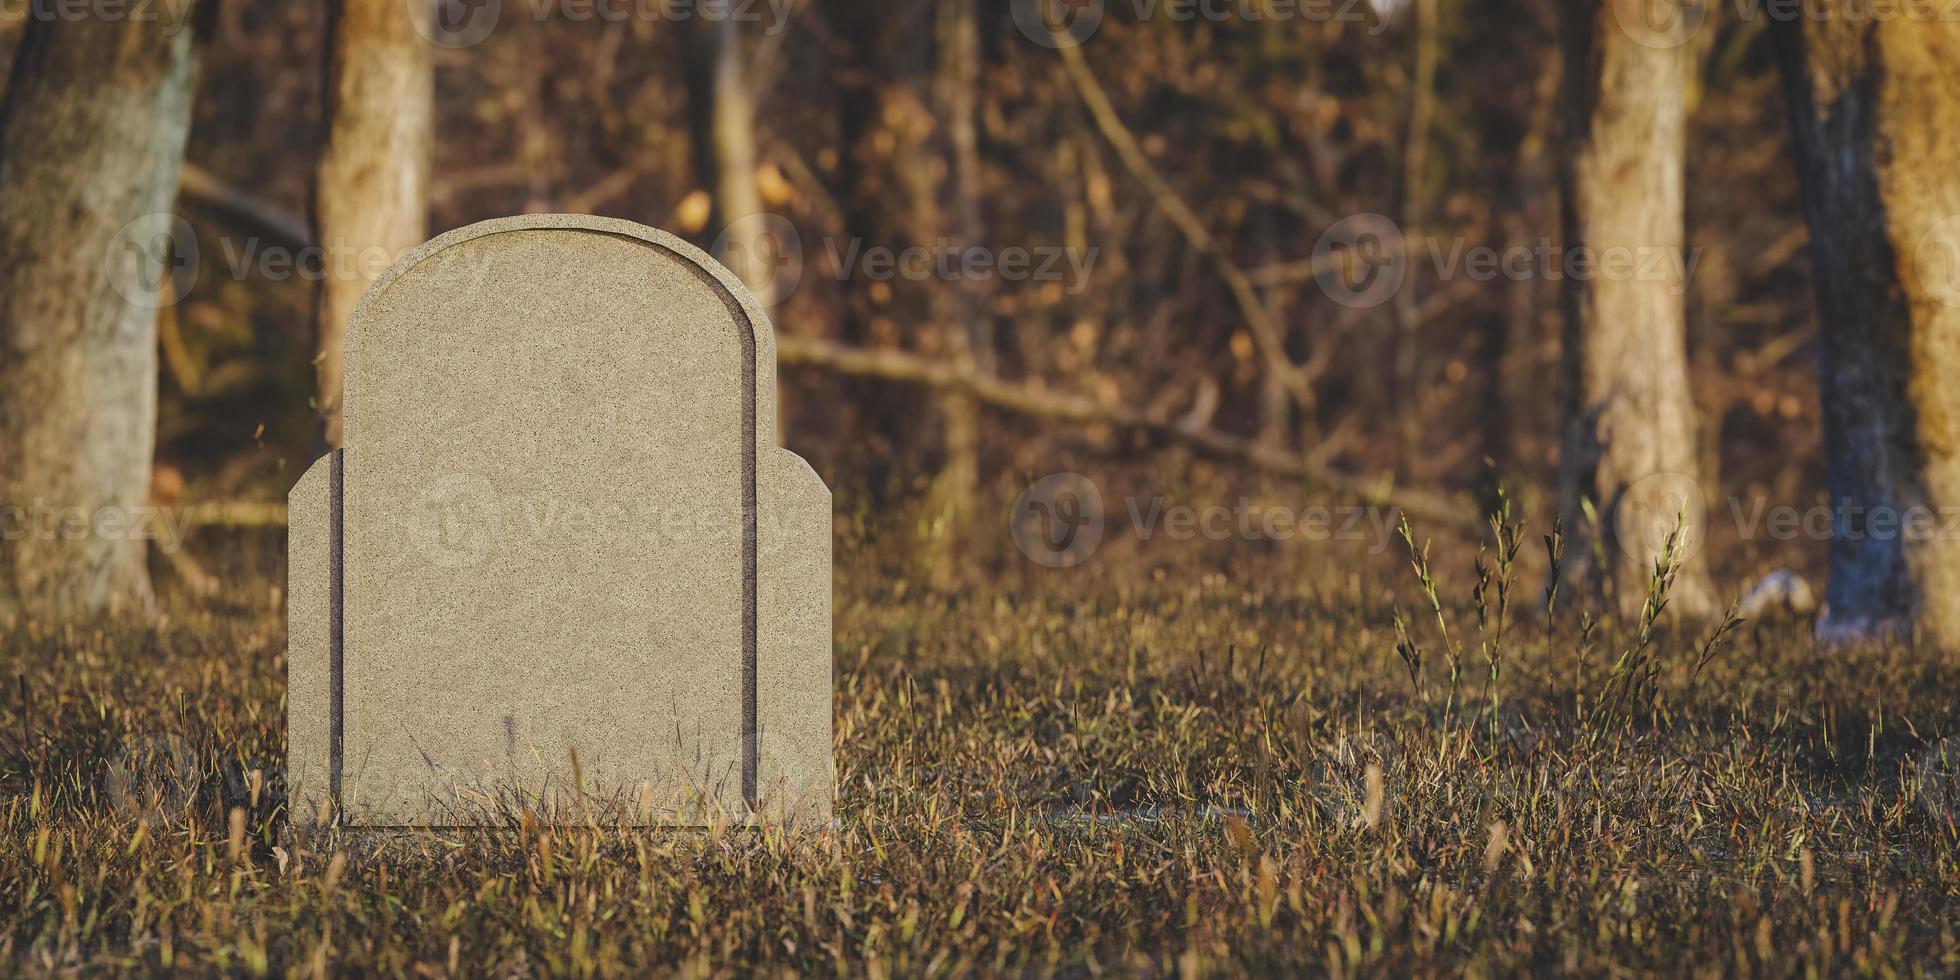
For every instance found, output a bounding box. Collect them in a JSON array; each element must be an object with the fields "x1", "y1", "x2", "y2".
[{"x1": 0, "y1": 0, "x2": 1928, "y2": 621}]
